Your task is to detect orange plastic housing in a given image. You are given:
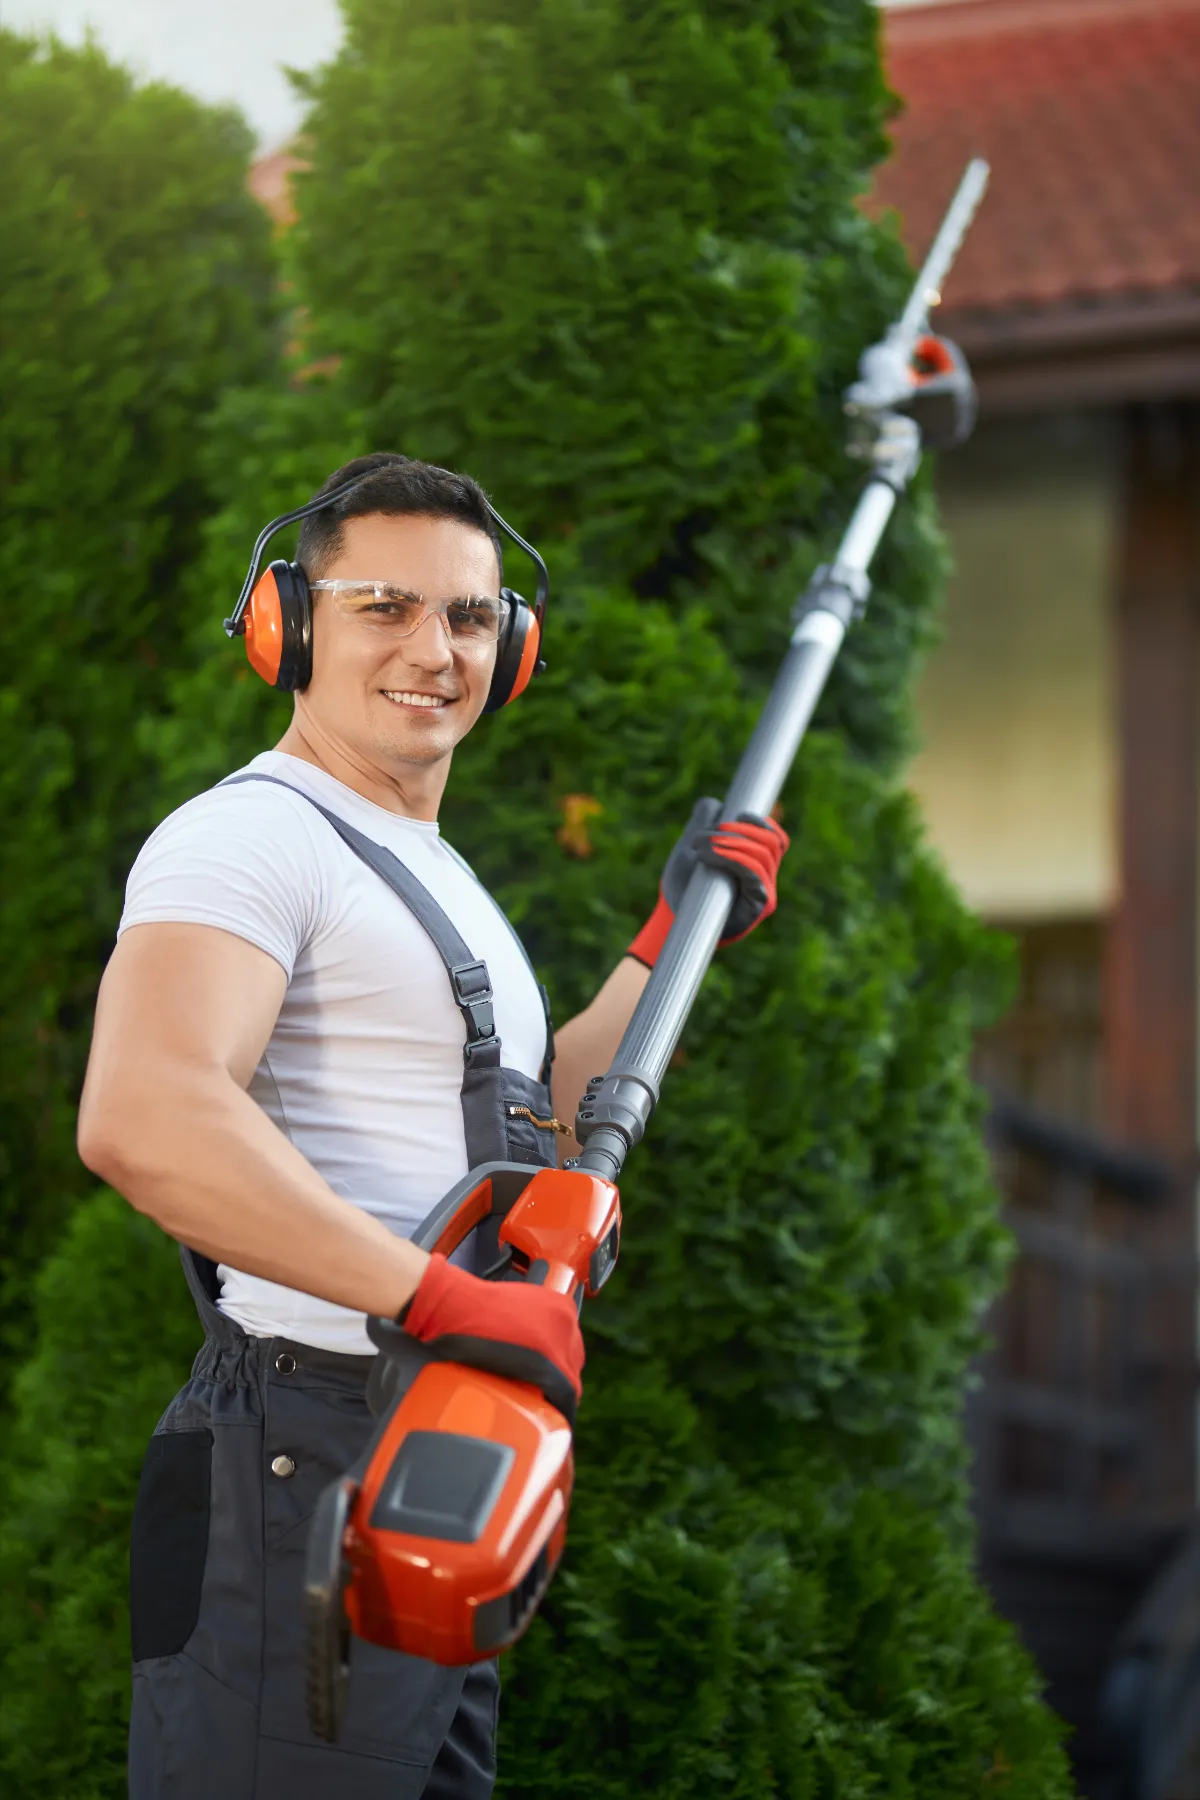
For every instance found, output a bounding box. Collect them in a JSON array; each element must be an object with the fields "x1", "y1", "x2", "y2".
[
  {"x1": 337, "y1": 1165, "x2": 620, "y2": 1667},
  {"x1": 498, "y1": 1166, "x2": 620, "y2": 1298},
  {"x1": 911, "y1": 332, "x2": 958, "y2": 386},
  {"x1": 243, "y1": 566, "x2": 285, "y2": 683},
  {"x1": 343, "y1": 1362, "x2": 573, "y2": 1665}
]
